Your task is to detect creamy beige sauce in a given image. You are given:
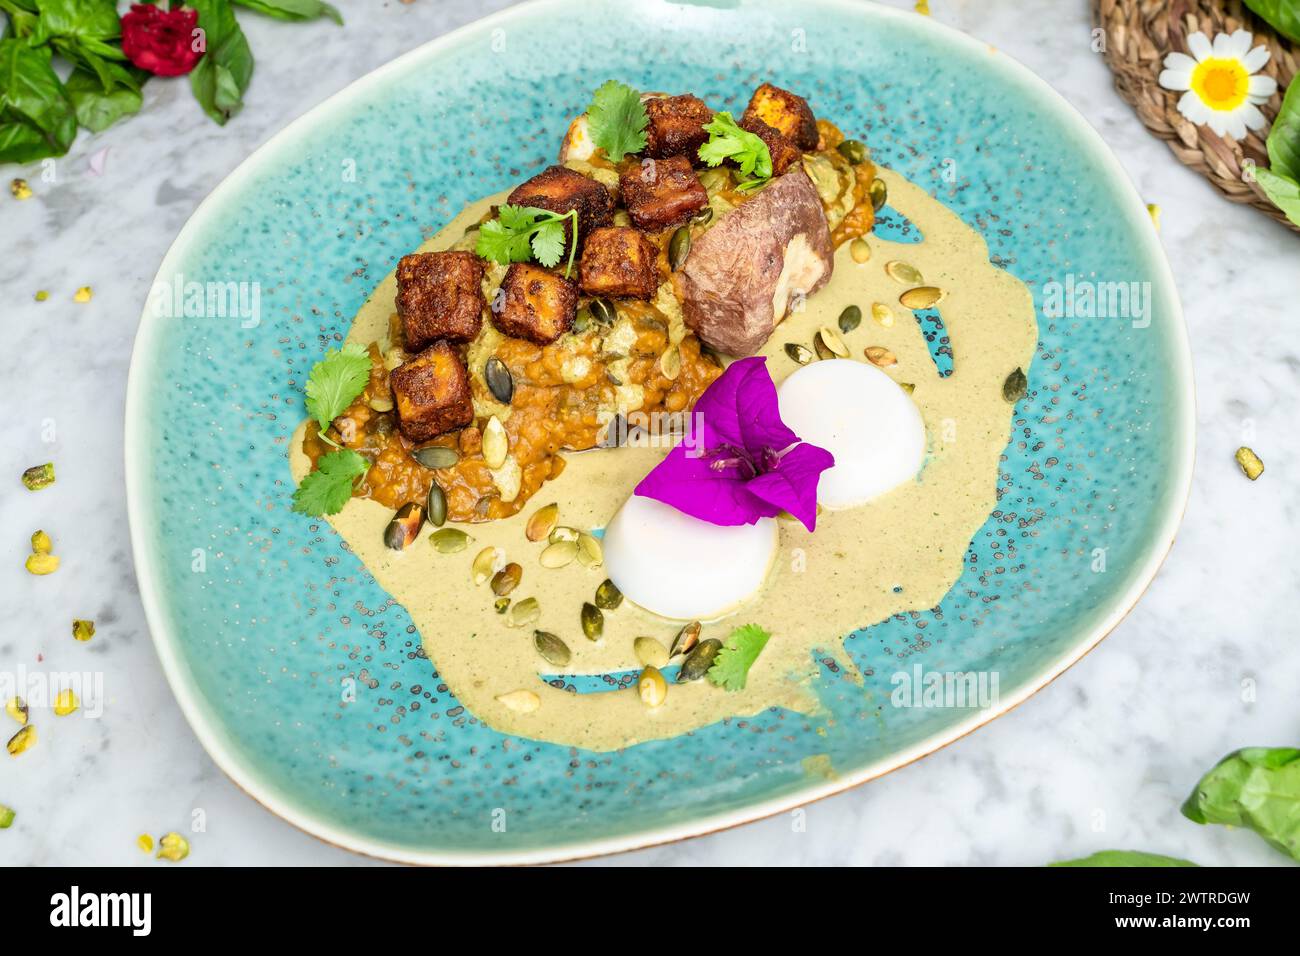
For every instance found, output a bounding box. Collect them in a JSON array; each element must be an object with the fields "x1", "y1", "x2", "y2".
[{"x1": 289, "y1": 168, "x2": 1037, "y2": 752}]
